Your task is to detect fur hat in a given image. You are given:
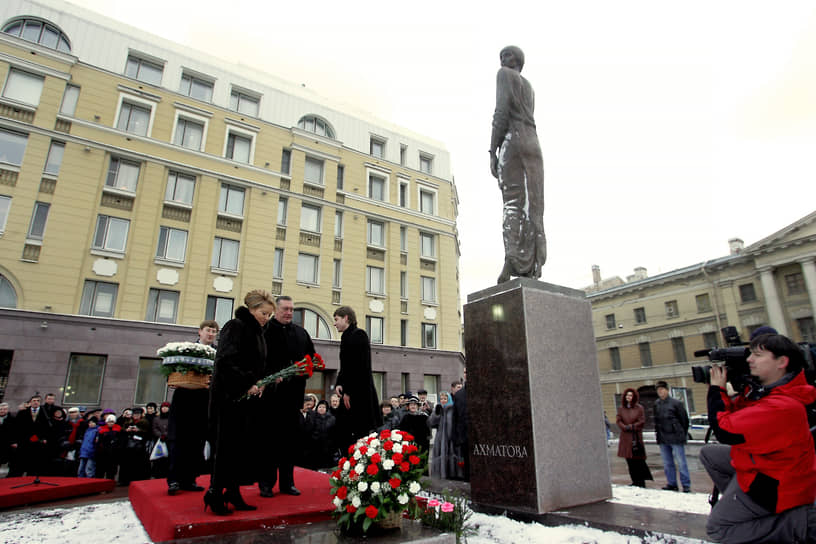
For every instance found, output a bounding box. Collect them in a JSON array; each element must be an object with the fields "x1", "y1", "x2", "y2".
[{"x1": 105, "y1": 414, "x2": 117, "y2": 423}]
